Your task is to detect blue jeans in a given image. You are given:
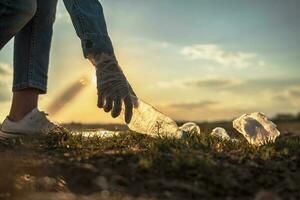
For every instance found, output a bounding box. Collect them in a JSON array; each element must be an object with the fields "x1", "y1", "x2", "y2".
[{"x1": 0, "y1": 0, "x2": 114, "y2": 93}]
